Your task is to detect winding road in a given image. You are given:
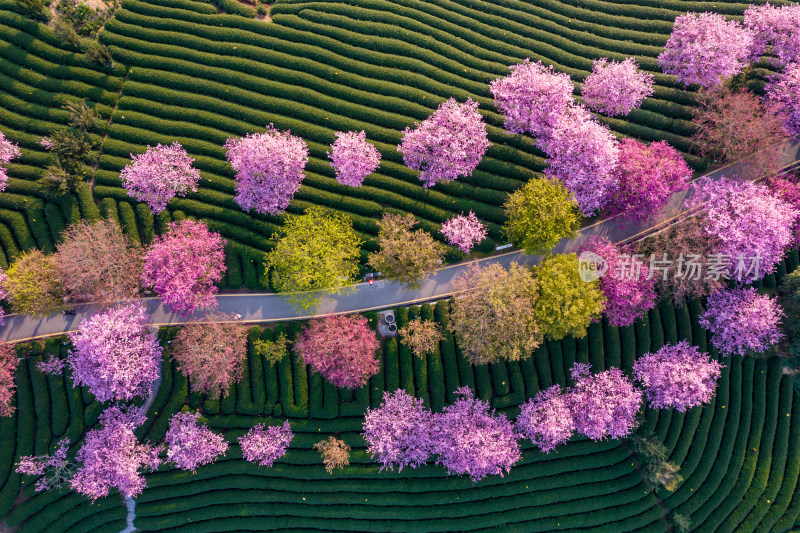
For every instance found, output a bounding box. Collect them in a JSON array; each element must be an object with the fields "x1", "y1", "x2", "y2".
[{"x1": 2, "y1": 139, "x2": 798, "y2": 343}]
